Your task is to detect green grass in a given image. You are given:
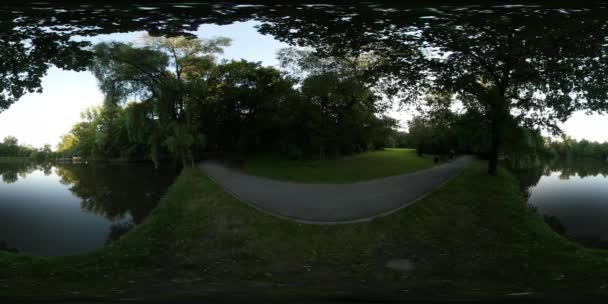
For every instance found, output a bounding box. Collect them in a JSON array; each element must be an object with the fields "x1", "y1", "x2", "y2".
[
  {"x1": 2, "y1": 160, "x2": 608, "y2": 301},
  {"x1": 239, "y1": 148, "x2": 436, "y2": 183}
]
